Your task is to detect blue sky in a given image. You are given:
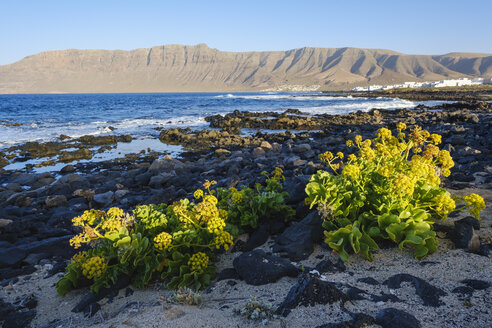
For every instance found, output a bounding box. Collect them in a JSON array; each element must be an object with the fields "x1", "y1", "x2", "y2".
[{"x1": 1, "y1": 0, "x2": 491, "y2": 65}]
